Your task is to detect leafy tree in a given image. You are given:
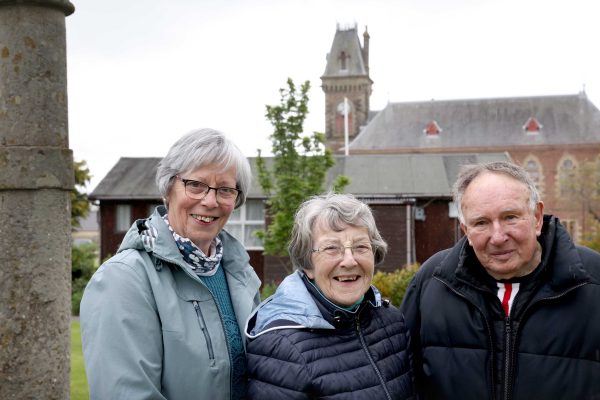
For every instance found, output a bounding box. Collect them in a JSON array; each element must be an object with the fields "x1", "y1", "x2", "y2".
[
  {"x1": 71, "y1": 242, "x2": 98, "y2": 315},
  {"x1": 71, "y1": 159, "x2": 96, "y2": 315},
  {"x1": 72, "y1": 159, "x2": 92, "y2": 228},
  {"x1": 559, "y1": 158, "x2": 600, "y2": 246},
  {"x1": 256, "y1": 78, "x2": 349, "y2": 271}
]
